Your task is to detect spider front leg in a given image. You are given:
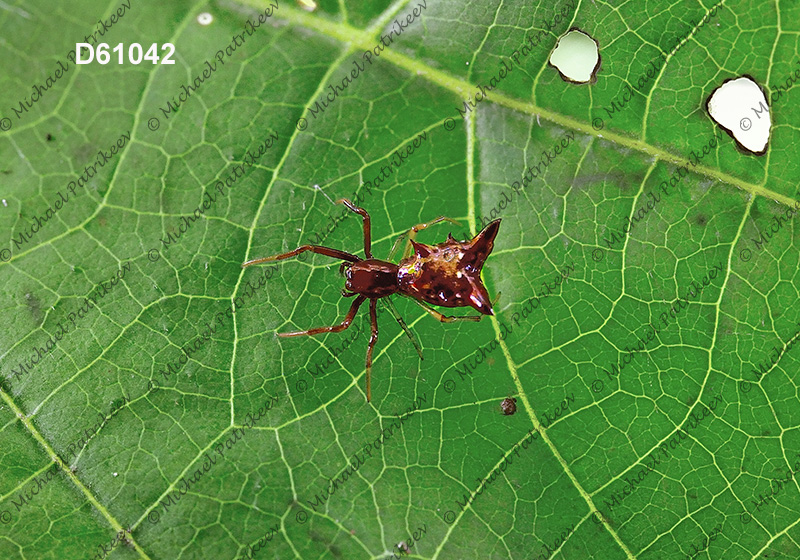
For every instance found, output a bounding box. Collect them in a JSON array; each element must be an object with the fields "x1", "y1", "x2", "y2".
[
  {"x1": 336, "y1": 198, "x2": 372, "y2": 258},
  {"x1": 365, "y1": 298, "x2": 379, "y2": 402},
  {"x1": 242, "y1": 245, "x2": 358, "y2": 267},
  {"x1": 388, "y1": 216, "x2": 461, "y2": 261},
  {"x1": 278, "y1": 295, "x2": 366, "y2": 337}
]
